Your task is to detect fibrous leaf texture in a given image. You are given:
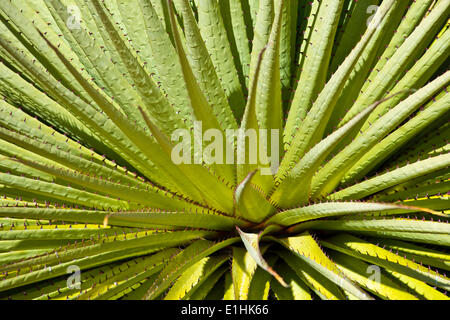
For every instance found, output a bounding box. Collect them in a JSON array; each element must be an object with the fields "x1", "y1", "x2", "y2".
[{"x1": 0, "y1": 0, "x2": 448, "y2": 300}]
